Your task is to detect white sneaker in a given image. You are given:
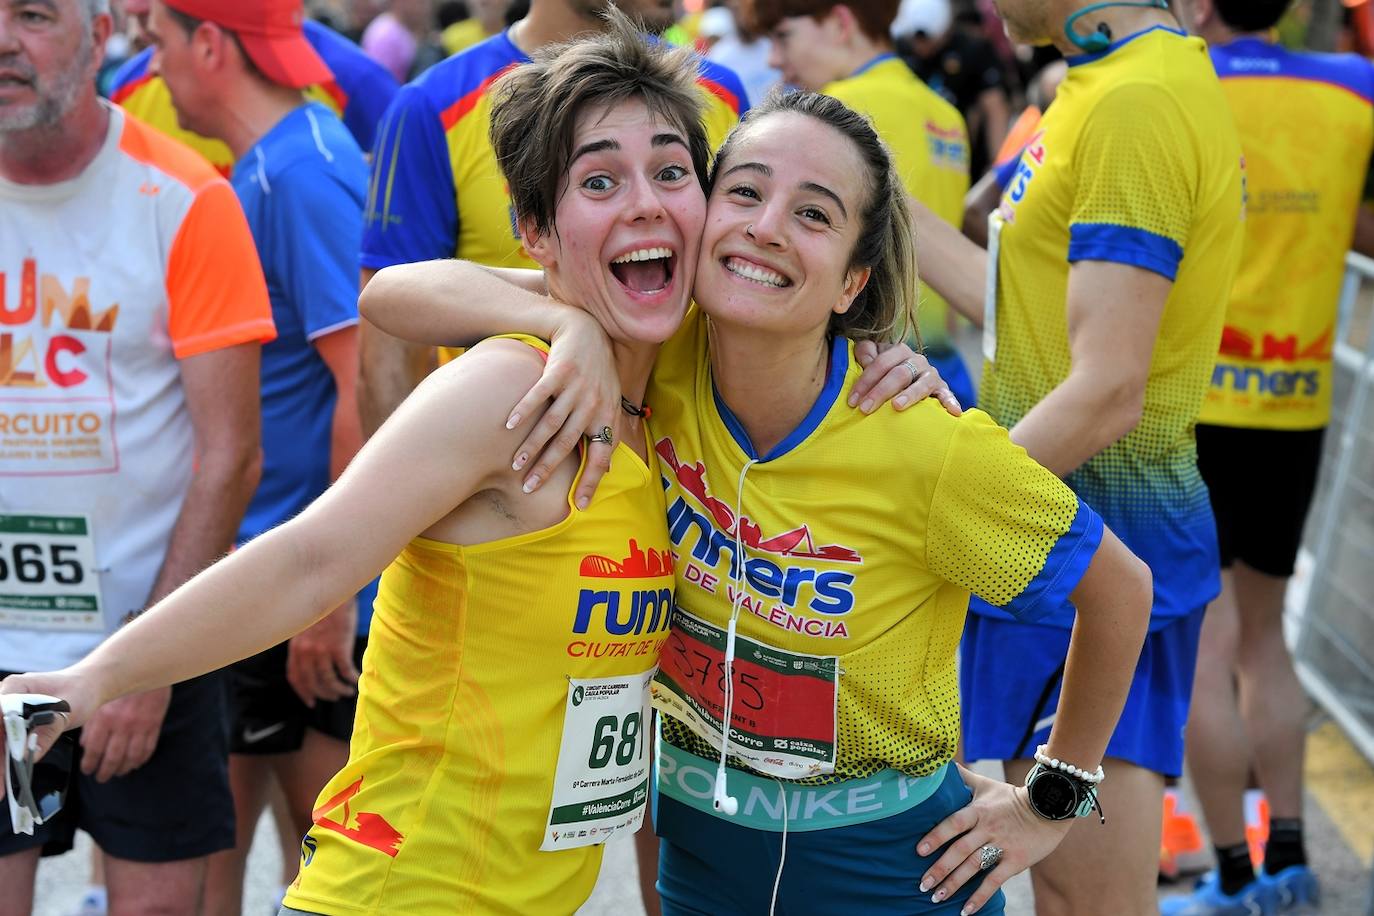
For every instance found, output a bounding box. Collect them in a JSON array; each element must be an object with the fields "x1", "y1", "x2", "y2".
[{"x1": 70, "y1": 888, "x2": 107, "y2": 916}]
